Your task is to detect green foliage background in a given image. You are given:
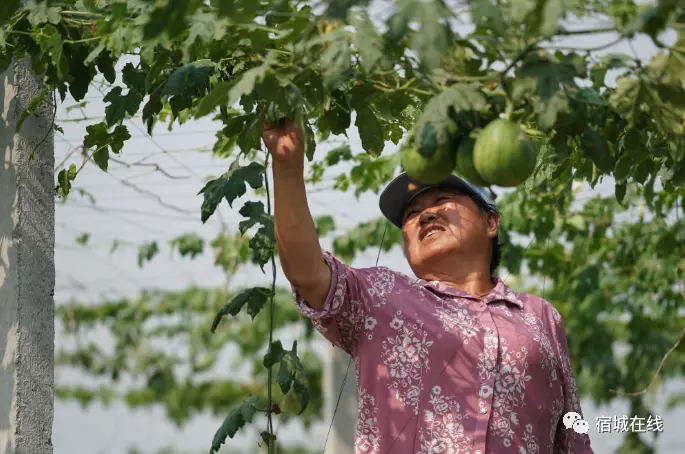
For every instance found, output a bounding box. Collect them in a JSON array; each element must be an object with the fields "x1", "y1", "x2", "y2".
[{"x1": 2, "y1": 0, "x2": 685, "y2": 452}]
